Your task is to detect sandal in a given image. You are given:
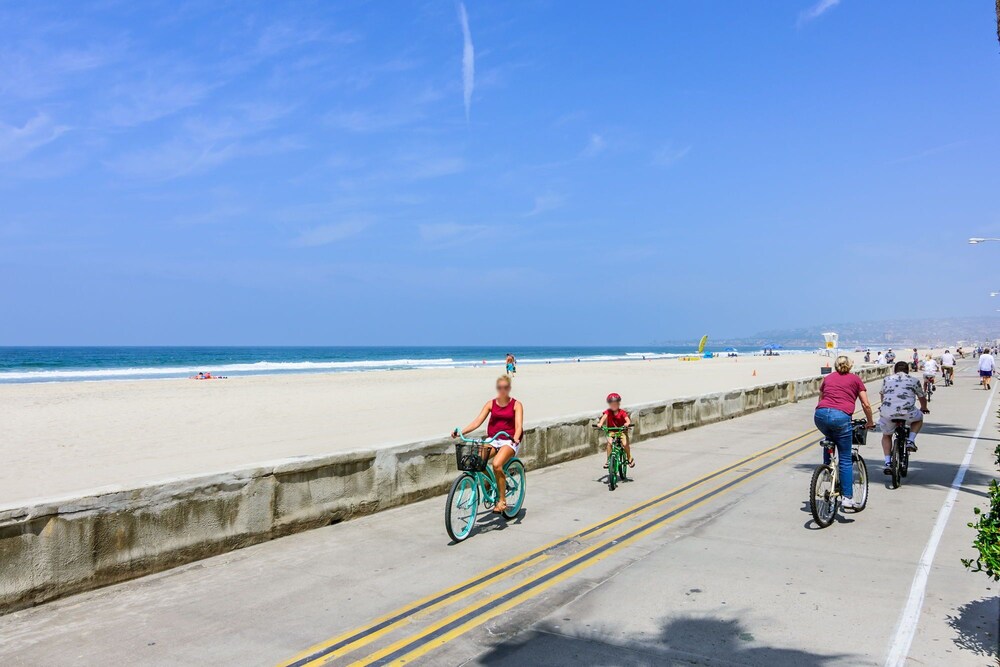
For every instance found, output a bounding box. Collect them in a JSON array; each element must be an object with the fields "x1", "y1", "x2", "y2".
[{"x1": 628, "y1": 457, "x2": 636, "y2": 468}]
